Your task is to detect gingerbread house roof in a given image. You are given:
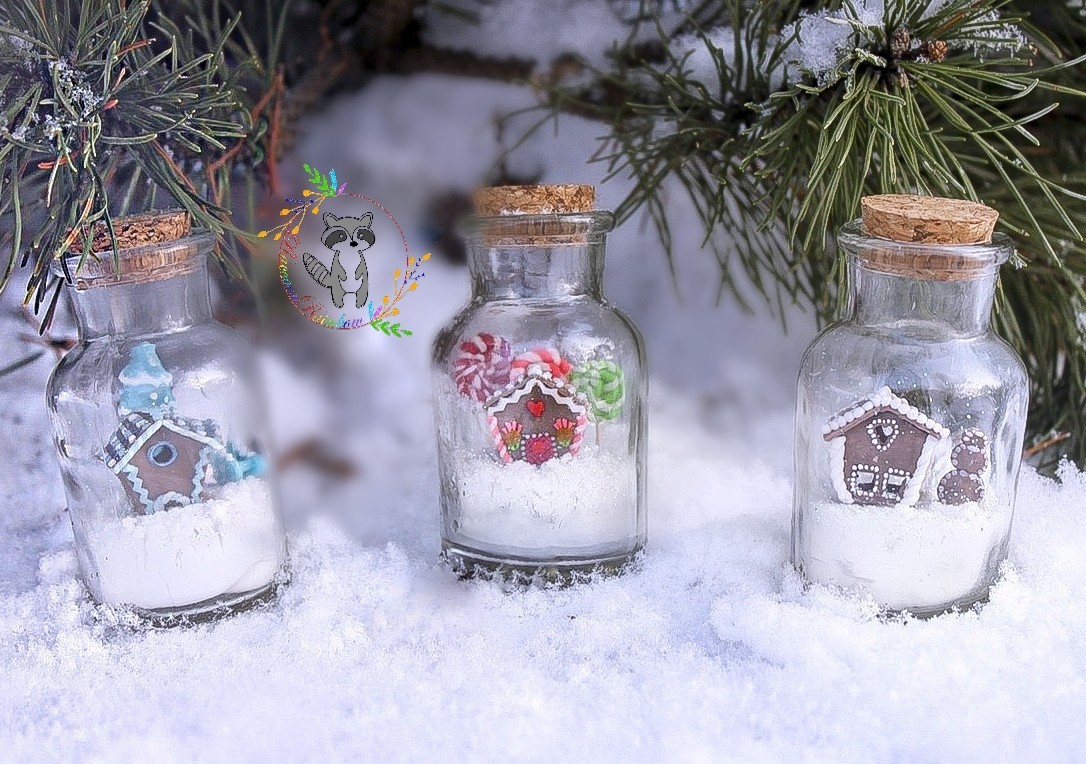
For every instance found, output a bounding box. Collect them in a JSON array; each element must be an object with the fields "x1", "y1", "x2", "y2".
[
  {"x1": 103, "y1": 411, "x2": 223, "y2": 472},
  {"x1": 822, "y1": 386, "x2": 949, "y2": 442},
  {"x1": 484, "y1": 363, "x2": 587, "y2": 415}
]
